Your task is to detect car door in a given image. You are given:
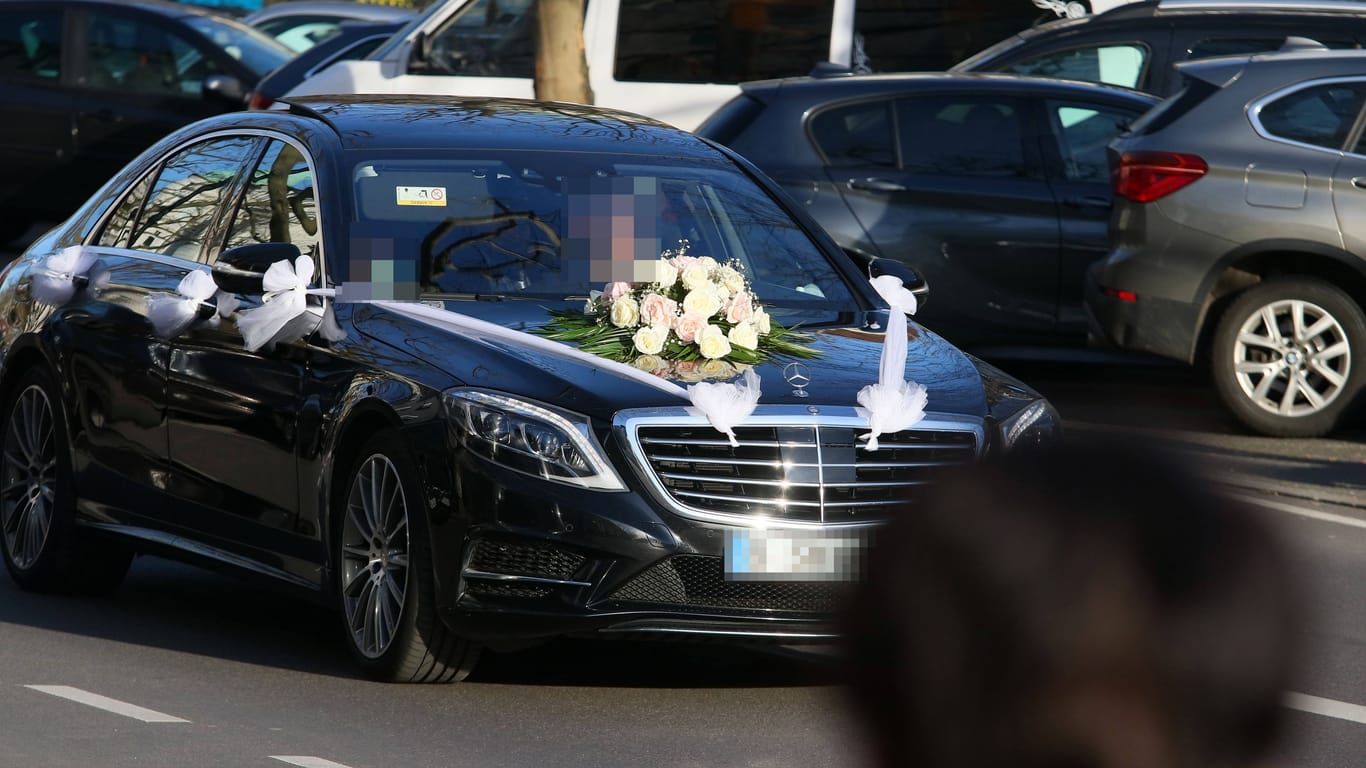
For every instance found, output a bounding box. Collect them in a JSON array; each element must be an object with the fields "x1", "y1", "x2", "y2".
[
  {"x1": 0, "y1": 4, "x2": 76, "y2": 223},
  {"x1": 65, "y1": 136, "x2": 257, "y2": 531},
  {"x1": 1039, "y1": 95, "x2": 1151, "y2": 336},
  {"x1": 164, "y1": 137, "x2": 323, "y2": 583},
  {"x1": 819, "y1": 92, "x2": 1060, "y2": 344},
  {"x1": 70, "y1": 6, "x2": 238, "y2": 204}
]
